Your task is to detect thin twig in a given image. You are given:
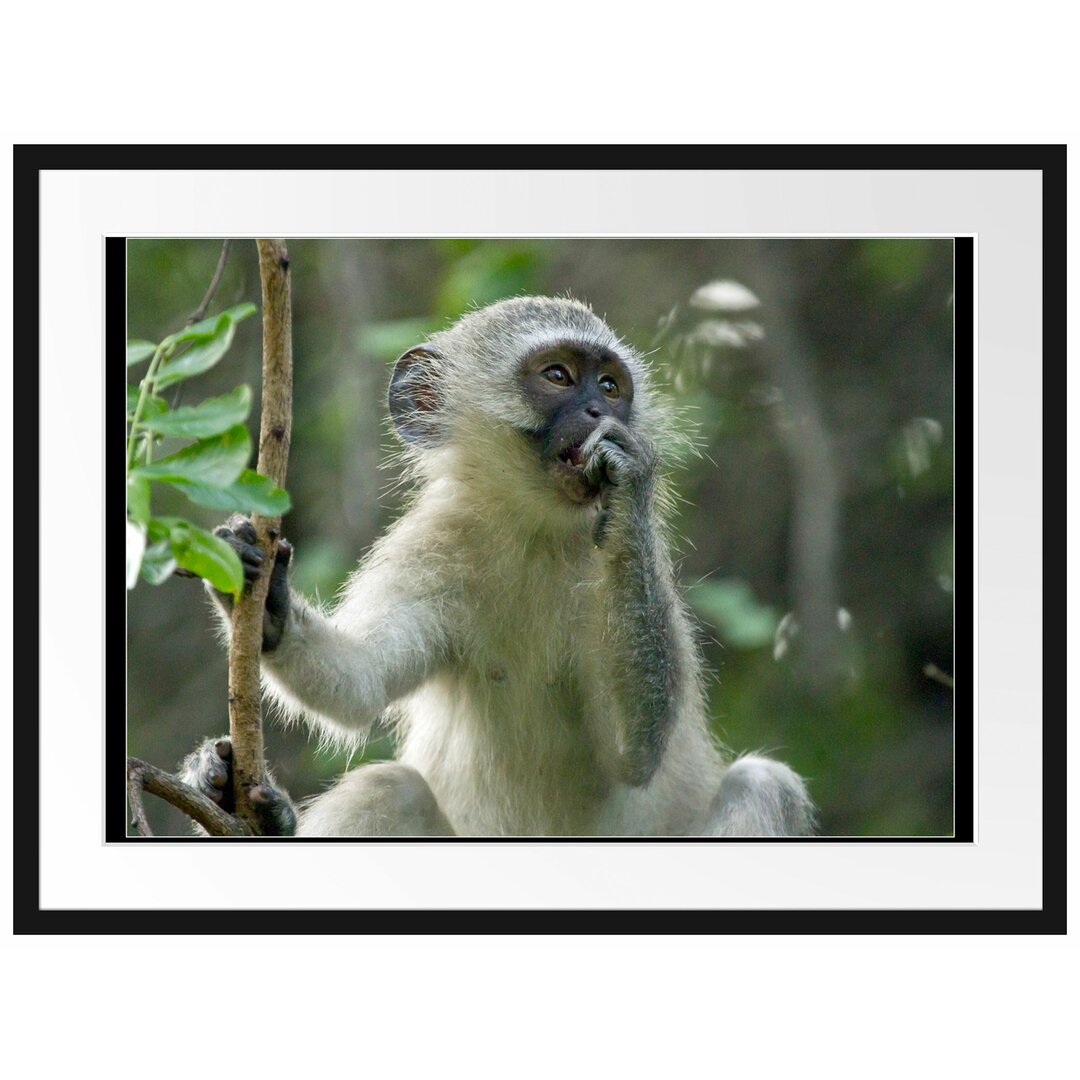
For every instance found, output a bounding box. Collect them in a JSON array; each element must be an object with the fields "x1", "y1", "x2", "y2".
[
  {"x1": 187, "y1": 239, "x2": 233, "y2": 325},
  {"x1": 126, "y1": 757, "x2": 251, "y2": 837}
]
